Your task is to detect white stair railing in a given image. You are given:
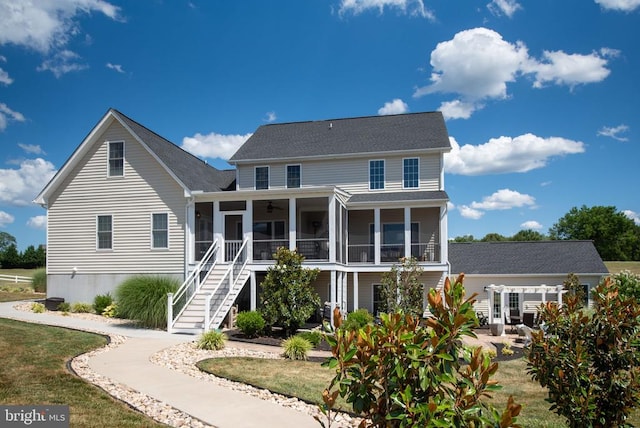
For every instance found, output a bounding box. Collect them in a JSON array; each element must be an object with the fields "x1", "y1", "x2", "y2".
[
  {"x1": 204, "y1": 238, "x2": 249, "y2": 331},
  {"x1": 167, "y1": 240, "x2": 219, "y2": 333}
]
